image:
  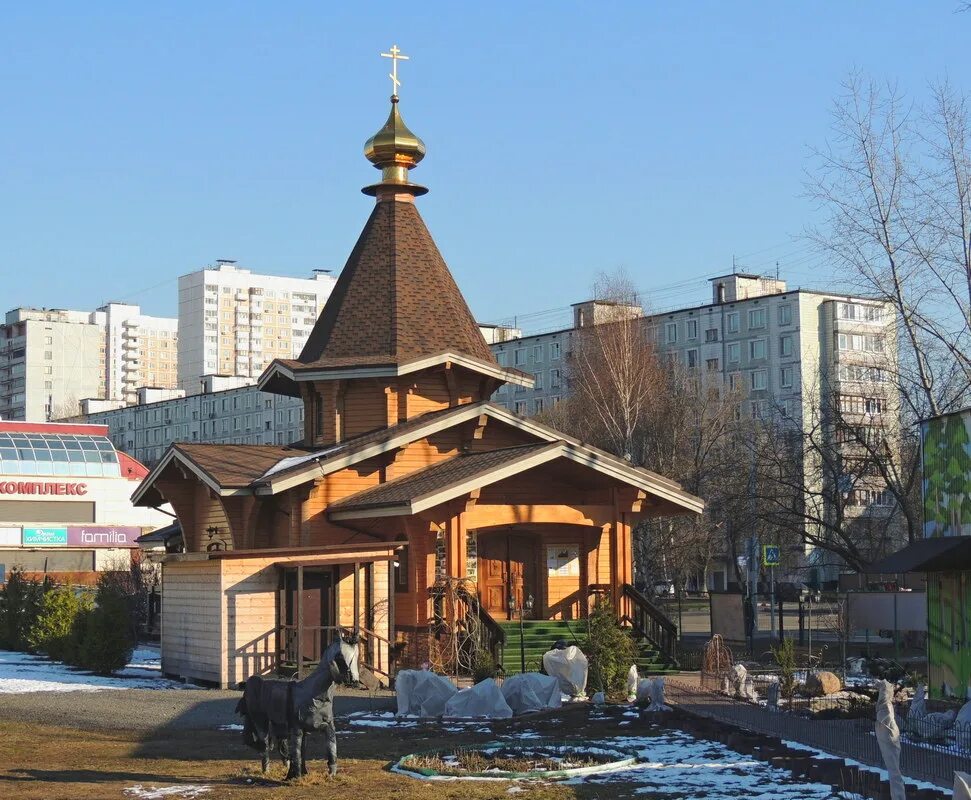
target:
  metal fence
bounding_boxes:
[666,679,965,789]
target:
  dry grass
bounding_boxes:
[0,714,624,800]
[401,746,611,776]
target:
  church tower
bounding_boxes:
[259,50,532,446]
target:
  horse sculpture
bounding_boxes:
[236,631,360,779]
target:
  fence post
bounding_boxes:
[778,597,784,637]
[798,601,805,646]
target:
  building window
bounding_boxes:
[514,348,526,366]
[532,345,544,362]
[705,328,718,343]
[665,322,678,344]
[550,395,561,406]
[534,398,544,413]
[748,308,767,329]
[838,302,884,322]
[686,319,698,340]
[780,335,793,357]
[394,537,409,592]
[687,349,699,368]
[44,351,52,360]
[727,342,740,363]
[750,369,767,391]
[838,333,884,353]
[496,351,507,367]
[550,341,561,360]
[729,372,741,391]
[550,368,561,388]
[44,366,52,375]
[706,358,719,372]
[533,371,544,390]
[751,400,768,419]
[514,401,528,415]
[749,338,767,360]
[780,366,793,388]
[778,304,792,326]
[44,336,52,345]
[727,312,740,333]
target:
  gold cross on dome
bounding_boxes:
[381,44,409,96]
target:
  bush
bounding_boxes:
[75,576,136,674]
[28,586,92,662]
[581,597,638,696]
[0,569,47,651]
[471,648,498,684]
[770,637,797,705]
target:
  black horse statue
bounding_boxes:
[236,631,360,779]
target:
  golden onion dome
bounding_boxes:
[362,96,427,197]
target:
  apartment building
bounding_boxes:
[490,273,899,584]
[101,303,179,404]
[0,309,106,422]
[177,261,337,393]
[83,375,304,468]
[0,304,178,422]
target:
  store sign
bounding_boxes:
[66,526,141,548]
[0,527,21,547]
[0,481,88,496]
[22,527,68,546]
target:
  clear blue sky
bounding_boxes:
[1,2,969,332]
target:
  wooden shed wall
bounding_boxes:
[160,560,223,685]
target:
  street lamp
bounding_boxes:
[509,592,535,673]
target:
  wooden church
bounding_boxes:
[133,65,703,688]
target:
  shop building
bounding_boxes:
[0,421,171,584]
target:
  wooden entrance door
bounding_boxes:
[284,569,335,663]
[478,534,537,620]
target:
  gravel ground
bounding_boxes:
[0,685,395,732]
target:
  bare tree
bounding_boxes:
[807,74,971,421]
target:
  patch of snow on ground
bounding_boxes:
[0,647,193,693]
[123,786,211,799]
[342,710,417,728]
[217,724,244,731]
[782,738,948,792]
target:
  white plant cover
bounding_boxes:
[732,664,748,696]
[846,657,866,675]
[765,679,780,710]
[542,646,588,697]
[742,676,759,703]
[955,771,971,800]
[721,675,732,696]
[956,700,971,727]
[875,680,906,800]
[636,678,654,705]
[647,677,671,712]
[444,677,513,719]
[908,684,927,721]
[395,669,457,718]
[592,691,606,705]
[500,672,562,715]
[626,664,639,702]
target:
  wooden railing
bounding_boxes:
[429,584,506,671]
[278,624,392,680]
[621,583,679,665]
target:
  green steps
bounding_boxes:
[495,619,679,677]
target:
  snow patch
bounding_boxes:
[123,786,211,799]
[0,649,192,693]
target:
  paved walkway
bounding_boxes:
[666,679,957,789]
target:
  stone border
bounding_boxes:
[393,742,639,781]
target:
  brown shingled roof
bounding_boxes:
[328,442,560,515]
[295,199,496,370]
[172,443,308,488]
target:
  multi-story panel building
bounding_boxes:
[177,261,337,393]
[101,302,179,405]
[0,308,106,422]
[490,273,899,584]
[83,376,304,468]
[0,304,179,422]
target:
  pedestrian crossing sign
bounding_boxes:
[762,545,780,567]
